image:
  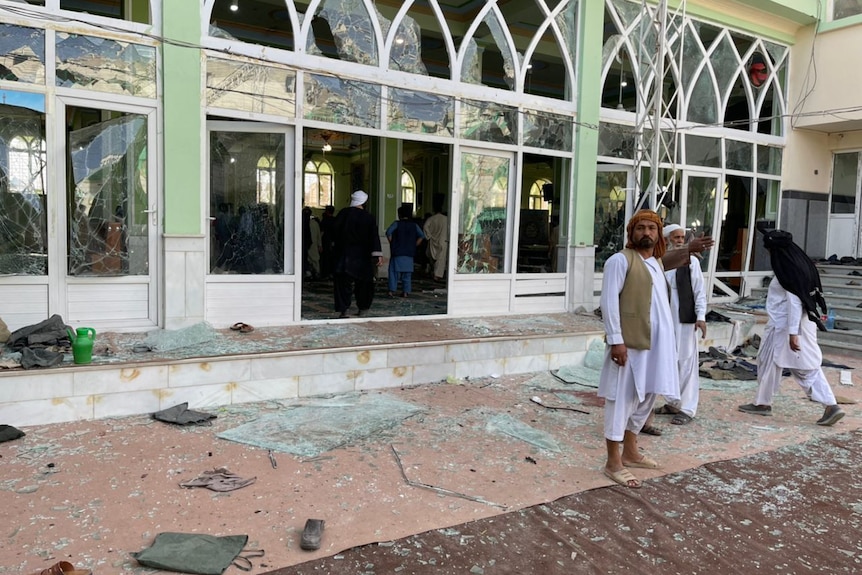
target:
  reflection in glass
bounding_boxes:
[598,122,634,159]
[309,0,378,65]
[685,134,721,167]
[716,176,751,273]
[388,11,426,74]
[594,170,628,272]
[757,144,782,175]
[388,88,453,136]
[56,33,156,98]
[461,99,516,145]
[458,153,509,274]
[210,131,285,275]
[830,152,859,215]
[685,176,718,271]
[523,110,572,151]
[0,97,47,275]
[304,74,380,128]
[206,58,296,117]
[0,23,45,84]
[726,140,752,171]
[749,179,775,271]
[68,110,148,276]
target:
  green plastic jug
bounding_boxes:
[67,327,96,364]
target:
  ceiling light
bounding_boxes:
[229,1,238,12]
[322,143,332,152]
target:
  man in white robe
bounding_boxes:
[739,230,844,425]
[652,224,707,425]
[599,210,713,488]
[423,210,448,281]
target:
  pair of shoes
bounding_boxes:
[738,403,772,416]
[816,405,845,426]
[230,322,254,333]
[671,413,693,425]
[603,468,641,489]
[300,518,325,550]
[640,424,662,436]
[32,562,91,575]
[654,404,680,415]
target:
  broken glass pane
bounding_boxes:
[68,110,148,276]
[388,88,453,137]
[310,0,379,66]
[757,145,782,175]
[0,23,45,84]
[597,122,635,159]
[685,134,721,168]
[209,0,294,50]
[304,73,380,128]
[709,32,739,103]
[555,0,578,63]
[686,70,717,125]
[56,33,156,98]
[522,110,572,151]
[725,140,752,171]
[210,131,286,275]
[461,99,516,145]
[206,57,296,118]
[612,0,643,32]
[394,0,449,79]
[594,169,628,273]
[388,11,426,74]
[458,152,509,274]
[0,95,47,276]
[461,11,516,90]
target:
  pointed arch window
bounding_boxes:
[529,178,551,210]
[304,159,334,208]
[257,155,276,204]
[401,169,416,206]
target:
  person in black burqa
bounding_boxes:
[331,191,384,318]
[738,229,845,426]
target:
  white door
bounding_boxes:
[57,97,159,330]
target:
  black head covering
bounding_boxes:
[763,230,828,331]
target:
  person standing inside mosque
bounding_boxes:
[331,191,383,318]
[386,205,425,298]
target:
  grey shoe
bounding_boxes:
[816,405,845,426]
[738,403,772,416]
[300,518,325,550]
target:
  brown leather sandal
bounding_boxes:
[33,561,92,575]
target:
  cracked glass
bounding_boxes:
[757,145,782,175]
[685,134,721,168]
[598,122,635,159]
[461,11,515,91]
[0,23,45,85]
[210,131,286,275]
[304,73,380,128]
[206,57,296,118]
[458,152,510,274]
[68,109,149,276]
[388,88,453,137]
[461,99,516,145]
[56,33,156,98]
[0,92,47,275]
[726,140,752,171]
[309,0,379,65]
[522,110,571,152]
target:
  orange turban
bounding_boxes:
[625,209,666,259]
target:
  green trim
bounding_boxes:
[162,3,202,235]
[571,0,603,246]
[818,14,862,33]
[130,0,150,24]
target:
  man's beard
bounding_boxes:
[636,236,655,249]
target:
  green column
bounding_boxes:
[162,2,202,234]
[571,0,603,246]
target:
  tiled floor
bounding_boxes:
[300,274,448,320]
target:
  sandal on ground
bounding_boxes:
[671,413,694,425]
[32,562,91,575]
[640,424,663,436]
[654,404,680,415]
[603,467,641,489]
[230,322,254,333]
[300,518,325,550]
[623,455,660,469]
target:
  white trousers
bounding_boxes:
[604,387,657,442]
[664,324,700,417]
[755,328,836,407]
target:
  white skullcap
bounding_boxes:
[349,190,368,207]
[663,223,686,238]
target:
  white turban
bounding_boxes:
[663,223,685,238]
[350,190,368,207]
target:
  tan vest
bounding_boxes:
[618,248,665,350]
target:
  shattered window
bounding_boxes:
[206,57,296,118]
[757,145,782,175]
[387,10,426,74]
[304,74,380,128]
[56,33,156,98]
[461,99,516,145]
[725,140,752,171]
[0,23,45,85]
[460,10,516,91]
[522,110,572,151]
[0,93,47,276]
[685,134,721,168]
[597,122,635,159]
[389,0,450,79]
[308,0,379,65]
[457,152,510,274]
[210,131,286,275]
[387,88,453,137]
[68,109,149,276]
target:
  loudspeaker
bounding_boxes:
[542,183,554,202]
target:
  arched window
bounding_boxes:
[9,135,46,194]
[303,159,333,208]
[257,155,276,204]
[401,169,416,206]
[529,178,551,210]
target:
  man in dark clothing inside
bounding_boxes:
[331,190,384,318]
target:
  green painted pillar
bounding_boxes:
[571,0,603,246]
[162,2,202,235]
